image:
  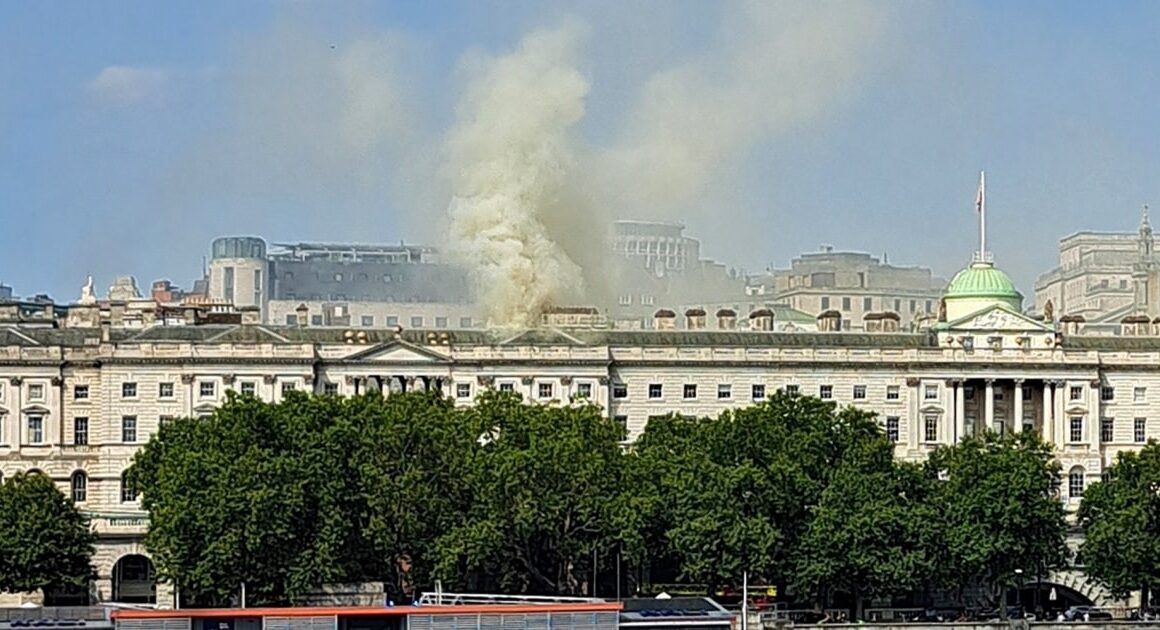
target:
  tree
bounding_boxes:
[1078,441,1160,607]
[0,472,95,595]
[928,432,1069,618]
[434,391,625,595]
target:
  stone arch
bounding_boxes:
[1068,465,1086,500]
[111,554,156,604]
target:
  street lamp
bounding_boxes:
[1014,569,1024,611]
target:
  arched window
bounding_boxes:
[1069,466,1085,499]
[71,471,87,503]
[120,471,137,503]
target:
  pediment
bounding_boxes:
[919,404,945,414]
[946,304,1052,333]
[343,340,451,364]
[193,403,219,414]
[1065,403,1089,416]
[20,404,50,414]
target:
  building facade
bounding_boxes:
[747,246,946,330]
[0,255,1152,608]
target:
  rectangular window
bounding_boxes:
[1135,417,1147,443]
[1070,417,1084,443]
[820,296,830,310]
[613,416,628,439]
[285,314,298,326]
[1069,473,1085,500]
[576,383,592,398]
[121,479,137,503]
[538,383,554,399]
[361,315,374,327]
[893,298,901,312]
[281,382,296,396]
[1070,386,1083,401]
[842,297,851,311]
[925,300,933,313]
[324,382,339,396]
[752,384,766,400]
[785,384,799,395]
[122,382,137,398]
[683,384,697,399]
[121,415,137,443]
[457,383,472,399]
[910,299,916,312]
[717,384,732,400]
[885,417,900,443]
[158,382,174,398]
[240,381,256,396]
[1100,417,1113,442]
[73,385,89,400]
[223,266,235,303]
[649,384,663,399]
[27,415,44,444]
[853,385,867,400]
[1135,387,1147,403]
[311,314,323,326]
[1022,385,1033,401]
[160,415,174,427]
[1101,386,1115,402]
[819,385,833,399]
[199,382,216,398]
[73,417,89,446]
[924,415,938,442]
[25,383,43,401]
[499,383,515,393]
[459,317,473,328]
[613,383,627,398]
[924,384,939,400]
[863,297,872,312]
[435,317,448,328]
[410,316,423,328]
[964,386,976,401]
[886,385,900,400]
[386,316,399,327]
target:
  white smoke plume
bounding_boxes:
[444,24,592,328]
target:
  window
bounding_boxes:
[842,297,851,311]
[459,317,473,328]
[649,384,663,399]
[223,266,235,302]
[199,381,216,398]
[1100,417,1113,442]
[457,383,472,399]
[1070,386,1083,401]
[1070,416,1084,443]
[964,386,976,401]
[122,382,137,398]
[361,315,375,327]
[311,314,323,326]
[909,299,916,312]
[121,472,137,503]
[499,382,515,393]
[1068,467,1085,499]
[853,385,867,400]
[324,382,339,396]
[1135,387,1147,403]
[885,417,900,442]
[160,415,175,427]
[618,294,632,306]
[1135,418,1147,443]
[613,383,627,398]
[886,385,900,400]
[73,417,89,446]
[281,382,296,396]
[717,384,732,400]
[73,385,89,400]
[924,384,939,400]
[159,382,174,398]
[1022,384,1033,401]
[820,296,830,310]
[577,383,592,398]
[286,314,298,326]
[240,381,256,396]
[613,416,628,439]
[435,317,448,328]
[819,385,833,399]
[28,383,44,401]
[122,416,138,443]
[925,300,933,313]
[1101,386,1115,402]
[924,415,938,442]
[893,298,901,312]
[863,297,872,312]
[752,384,766,400]
[785,384,799,395]
[27,415,44,444]
[71,472,87,503]
[334,273,343,282]
[683,384,698,399]
[538,383,554,399]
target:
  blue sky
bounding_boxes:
[2,1,1160,300]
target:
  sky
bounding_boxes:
[2,1,1160,302]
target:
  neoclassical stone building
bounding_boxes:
[1,253,1156,609]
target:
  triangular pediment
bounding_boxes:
[945,304,1052,333]
[343,340,451,364]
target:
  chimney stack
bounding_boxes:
[296,303,309,328]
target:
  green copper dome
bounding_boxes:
[945,262,1023,300]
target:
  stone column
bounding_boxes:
[1054,380,1067,445]
[906,377,921,449]
[9,377,22,450]
[985,379,996,434]
[181,375,195,417]
[955,380,966,443]
[1090,379,1102,451]
[1013,379,1024,434]
[943,379,955,444]
[1042,381,1054,446]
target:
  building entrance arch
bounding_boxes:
[112,554,156,604]
[1013,581,1095,616]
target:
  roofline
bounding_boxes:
[112,603,624,619]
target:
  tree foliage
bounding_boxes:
[1078,441,1160,602]
[0,472,95,594]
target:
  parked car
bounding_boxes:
[1060,606,1114,621]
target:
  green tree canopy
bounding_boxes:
[0,472,95,595]
[1078,441,1160,603]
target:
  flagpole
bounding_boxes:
[980,171,986,260]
